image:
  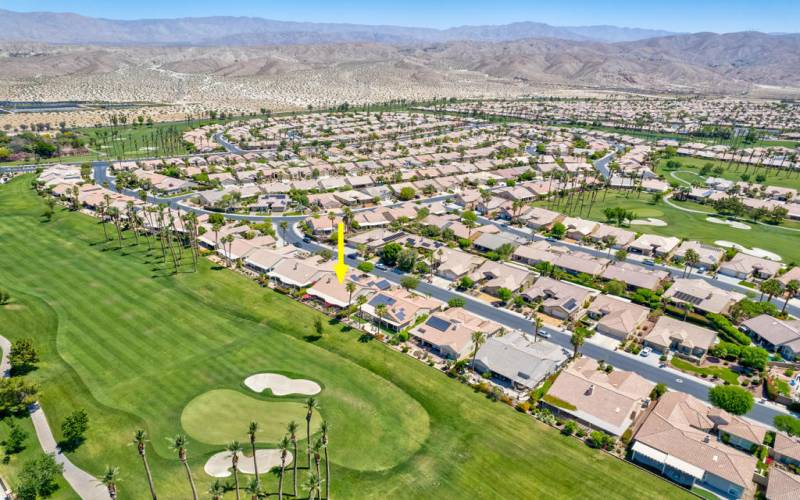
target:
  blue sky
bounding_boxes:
[2,0,798,33]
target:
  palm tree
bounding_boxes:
[245,478,263,500]
[783,280,800,314]
[305,398,319,468]
[100,466,120,499]
[374,303,388,332]
[226,441,243,500]
[170,435,198,500]
[287,421,299,496]
[533,315,544,341]
[312,439,323,492]
[683,303,694,321]
[345,282,356,306]
[570,331,584,359]
[321,421,331,500]
[355,295,368,319]
[760,278,783,304]
[305,473,320,500]
[683,249,700,277]
[470,331,486,369]
[278,436,290,500]
[247,422,260,484]
[279,221,289,242]
[208,479,226,500]
[132,430,157,499]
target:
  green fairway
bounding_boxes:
[535,191,800,263]
[0,176,691,499]
[181,390,323,446]
[657,156,800,191]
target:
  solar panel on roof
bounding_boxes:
[376,280,391,290]
[369,295,396,307]
[427,316,451,332]
[673,291,703,305]
[563,298,578,311]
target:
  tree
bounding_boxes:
[457,276,474,290]
[321,421,331,500]
[497,288,513,303]
[0,377,38,415]
[278,436,290,500]
[0,289,9,305]
[247,422,259,484]
[380,242,403,266]
[208,479,225,500]
[357,261,374,273]
[101,466,120,499]
[16,453,63,499]
[400,276,419,290]
[709,385,754,415]
[305,398,319,468]
[533,315,544,339]
[313,316,324,337]
[304,472,320,500]
[614,249,628,262]
[570,331,585,359]
[132,430,157,500]
[470,331,486,369]
[650,383,668,401]
[60,409,89,450]
[287,421,299,497]
[398,187,416,201]
[5,420,28,455]
[782,280,799,314]
[245,478,264,500]
[759,278,783,303]
[550,222,566,239]
[8,338,39,375]
[226,441,243,500]
[683,249,700,278]
[170,435,198,500]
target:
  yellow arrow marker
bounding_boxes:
[334,222,349,284]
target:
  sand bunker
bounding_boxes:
[714,241,782,261]
[631,218,668,227]
[706,217,751,230]
[244,373,321,396]
[204,449,292,478]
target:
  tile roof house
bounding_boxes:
[306,272,376,309]
[435,247,485,281]
[589,224,636,248]
[473,331,568,390]
[543,357,654,436]
[741,314,800,361]
[662,279,746,315]
[778,267,800,290]
[771,433,800,468]
[521,207,563,230]
[766,468,800,500]
[268,257,331,289]
[644,316,717,359]
[672,241,725,270]
[630,392,757,499]
[561,217,599,241]
[629,234,681,257]
[360,287,443,331]
[470,261,535,295]
[587,295,650,341]
[521,277,596,320]
[409,307,502,360]
[600,262,669,291]
[719,253,782,280]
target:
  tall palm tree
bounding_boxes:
[247,422,260,484]
[287,421,299,496]
[760,278,784,304]
[570,331,584,359]
[100,466,120,499]
[170,435,198,500]
[345,282,356,306]
[305,398,319,468]
[783,280,800,314]
[355,295,367,319]
[470,331,486,369]
[226,441,243,500]
[374,303,388,332]
[312,439,323,494]
[533,315,544,342]
[132,429,157,499]
[321,421,331,500]
[683,249,700,278]
[278,436,290,500]
[208,479,226,500]
[305,473,320,500]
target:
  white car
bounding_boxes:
[537,330,551,339]
[640,347,652,357]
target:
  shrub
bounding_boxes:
[448,297,466,308]
[650,383,668,400]
[707,313,751,345]
[709,385,754,415]
[0,289,9,305]
[621,428,633,445]
[562,420,578,436]
[775,415,800,437]
[588,431,615,450]
[515,402,531,413]
[357,261,374,273]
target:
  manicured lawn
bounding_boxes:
[657,156,800,192]
[670,358,740,386]
[534,191,800,263]
[180,389,323,446]
[0,176,691,499]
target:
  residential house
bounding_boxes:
[741,314,800,361]
[473,332,568,390]
[662,279,745,315]
[543,357,654,436]
[521,277,596,320]
[471,261,535,296]
[268,257,331,289]
[360,287,443,331]
[523,207,563,230]
[601,262,669,291]
[472,231,525,254]
[587,295,649,341]
[306,272,375,309]
[720,253,782,280]
[644,316,717,359]
[435,247,485,281]
[629,234,681,257]
[672,241,724,271]
[561,217,599,241]
[766,468,800,500]
[409,307,502,360]
[771,433,800,468]
[589,224,636,249]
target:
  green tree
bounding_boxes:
[400,276,419,290]
[278,435,290,500]
[287,421,299,496]
[305,398,319,468]
[247,422,260,484]
[570,331,585,359]
[226,440,243,500]
[171,435,198,499]
[759,278,783,303]
[470,331,486,369]
[398,187,416,201]
[313,316,324,336]
[650,383,668,401]
[0,377,38,415]
[101,466,120,499]
[448,297,466,308]
[682,249,700,277]
[550,222,566,239]
[458,276,475,290]
[357,261,374,273]
[132,430,157,500]
[8,338,39,375]
[709,385,754,415]
[782,280,799,314]
[16,453,63,499]
[60,409,89,450]
[497,288,513,303]
[4,420,28,455]
[380,242,403,266]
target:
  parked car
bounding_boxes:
[375,263,387,271]
[643,259,655,266]
[537,330,551,339]
[640,346,652,357]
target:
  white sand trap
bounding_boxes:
[631,218,668,227]
[244,373,321,396]
[204,449,292,478]
[714,241,782,261]
[706,217,751,230]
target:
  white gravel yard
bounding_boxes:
[204,449,292,477]
[244,373,321,396]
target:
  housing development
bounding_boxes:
[2,4,800,500]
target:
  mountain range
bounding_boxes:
[0,9,677,45]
